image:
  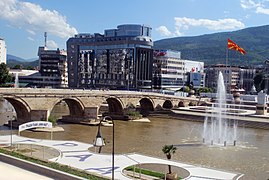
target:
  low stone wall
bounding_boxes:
[0,153,84,180]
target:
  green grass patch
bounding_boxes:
[0,147,108,180]
[124,166,181,179]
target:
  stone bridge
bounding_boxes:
[0,88,206,126]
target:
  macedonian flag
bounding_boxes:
[228,38,246,55]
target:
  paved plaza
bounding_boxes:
[0,161,53,180]
[0,135,243,180]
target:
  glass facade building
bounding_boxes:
[67,24,153,90]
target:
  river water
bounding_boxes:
[0,102,268,179]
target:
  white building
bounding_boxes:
[184,60,204,73]
[153,50,205,90]
[184,60,205,88]
[0,38,7,64]
[153,50,184,90]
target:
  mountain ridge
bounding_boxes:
[7,54,38,62]
[154,25,269,66]
[7,54,39,69]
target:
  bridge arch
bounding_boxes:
[4,97,31,124]
[139,97,154,116]
[106,97,124,115]
[50,98,85,117]
[178,101,186,107]
[163,100,173,109]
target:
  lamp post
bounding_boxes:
[93,118,105,153]
[93,116,115,180]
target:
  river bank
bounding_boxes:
[149,107,269,130]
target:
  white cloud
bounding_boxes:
[240,0,260,9]
[156,26,172,36]
[174,29,184,36]
[156,17,245,38]
[47,40,58,49]
[26,29,36,35]
[240,0,269,15]
[27,36,34,41]
[174,17,245,35]
[256,6,269,14]
[0,0,77,38]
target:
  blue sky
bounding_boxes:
[1,0,269,59]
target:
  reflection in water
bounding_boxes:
[1,112,268,179]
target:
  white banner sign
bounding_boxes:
[19,121,52,132]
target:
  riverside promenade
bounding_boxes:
[0,135,243,180]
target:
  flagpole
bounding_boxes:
[226,46,228,67]
[226,44,229,93]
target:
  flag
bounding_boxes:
[228,38,246,55]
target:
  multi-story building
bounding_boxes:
[38,47,68,88]
[153,50,205,90]
[153,50,184,90]
[205,64,255,93]
[0,38,7,64]
[17,47,68,88]
[205,65,239,93]
[67,24,153,90]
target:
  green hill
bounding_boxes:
[154,25,269,66]
[7,59,39,69]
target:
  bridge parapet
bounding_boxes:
[0,88,207,126]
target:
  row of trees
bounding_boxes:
[12,64,35,70]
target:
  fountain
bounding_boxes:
[14,73,19,88]
[203,72,238,146]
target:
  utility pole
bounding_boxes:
[44,32,47,48]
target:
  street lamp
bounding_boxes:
[93,116,115,180]
[93,119,105,153]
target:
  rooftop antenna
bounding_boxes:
[44,32,47,48]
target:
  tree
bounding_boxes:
[177,86,190,93]
[162,144,177,174]
[254,72,265,92]
[13,64,22,69]
[198,87,213,93]
[0,63,12,85]
[48,115,57,127]
[26,66,35,70]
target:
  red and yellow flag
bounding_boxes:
[228,38,246,55]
